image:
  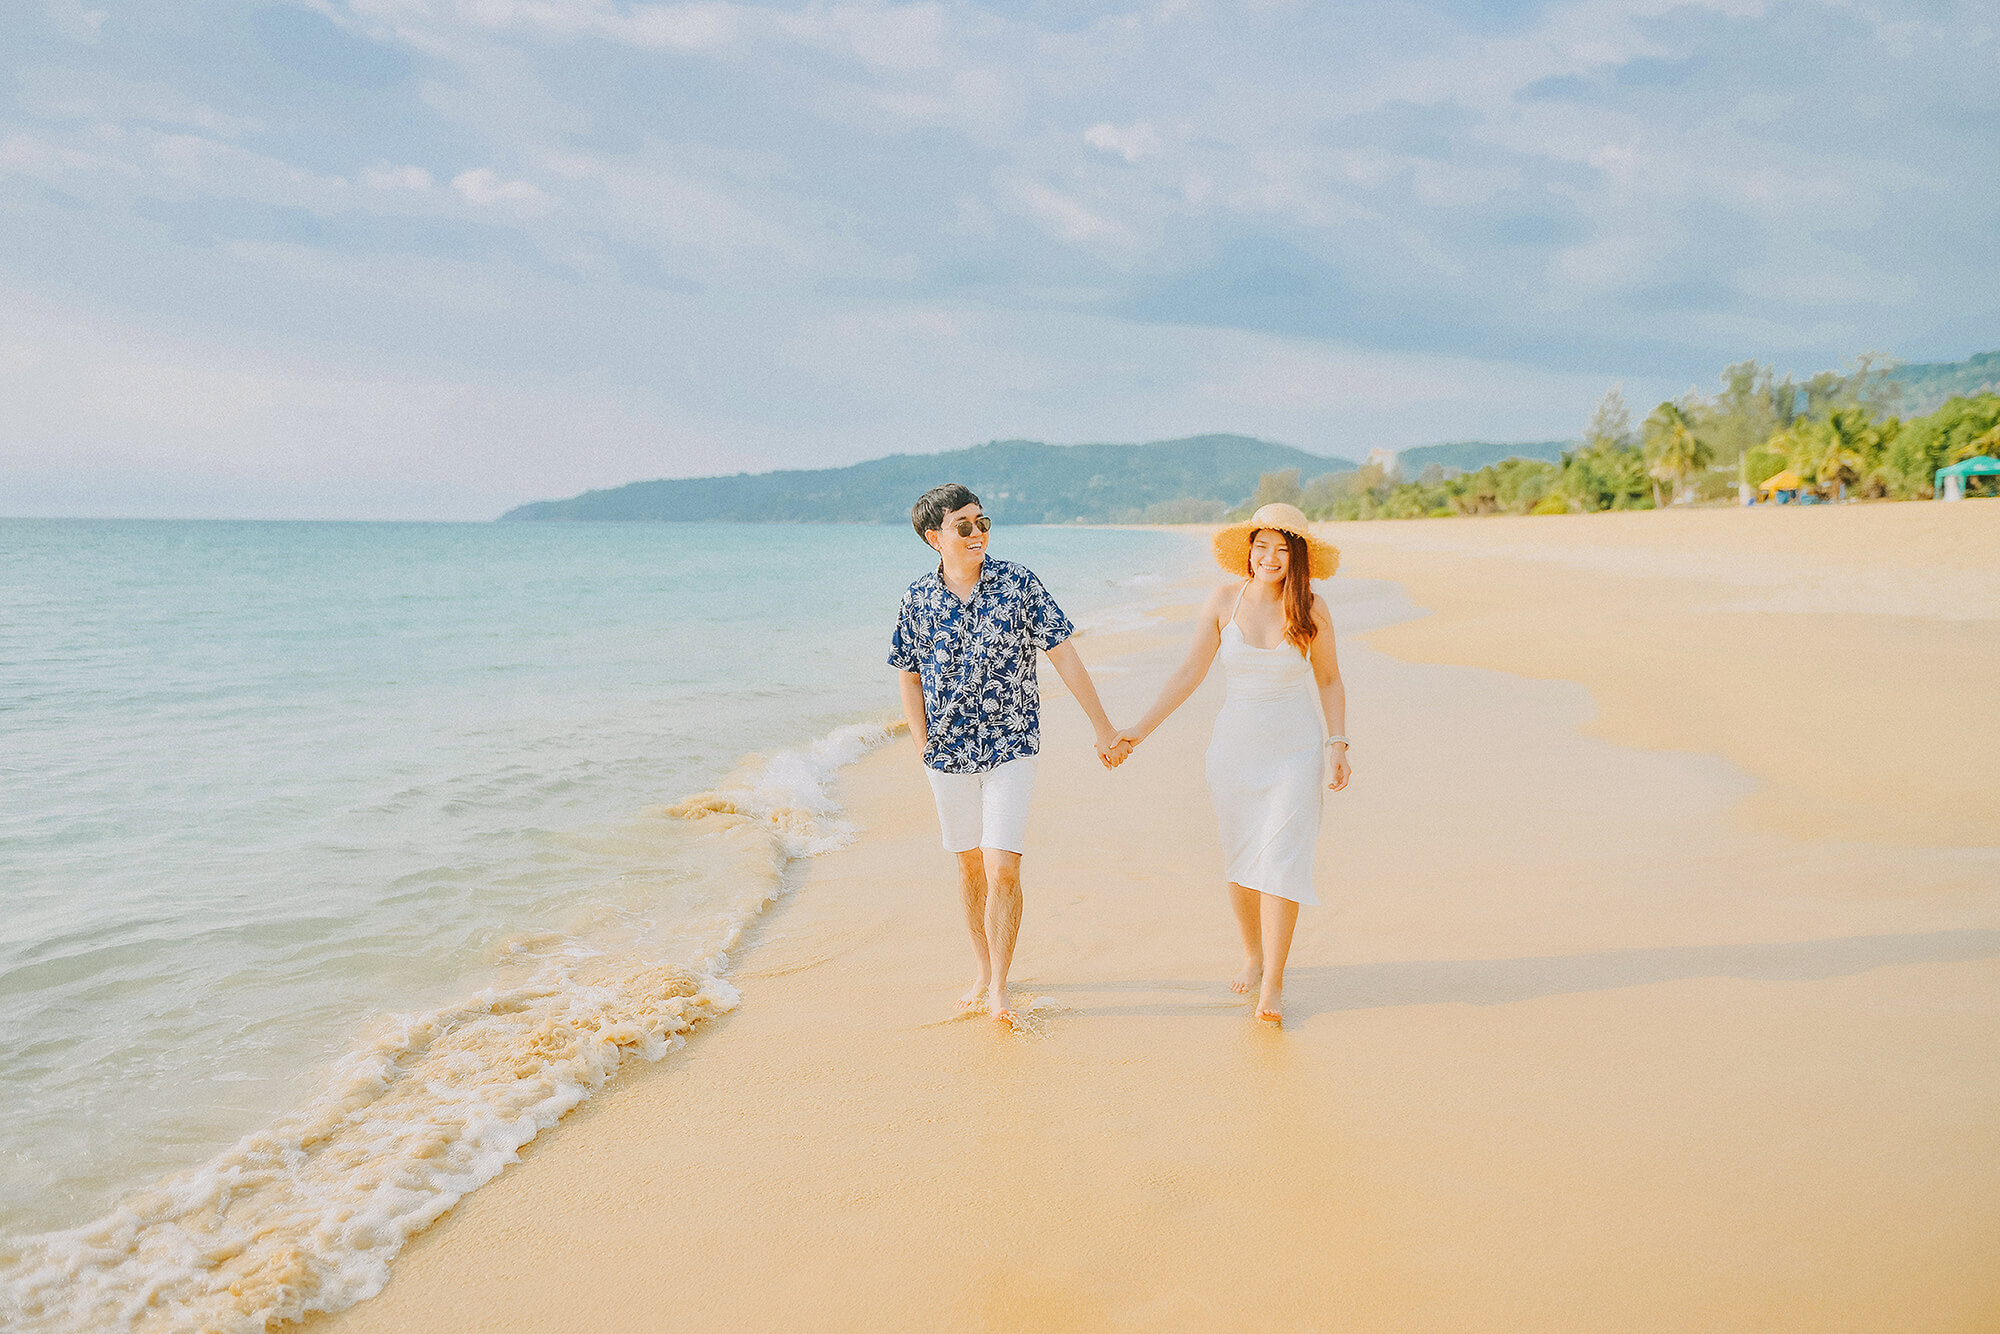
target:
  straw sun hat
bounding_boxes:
[1211,502,1341,580]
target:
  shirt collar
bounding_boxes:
[933,557,994,592]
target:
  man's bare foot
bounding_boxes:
[1230,959,1263,995]
[957,981,990,1013]
[988,985,1018,1029]
[1255,982,1283,1026]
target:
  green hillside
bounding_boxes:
[1886,351,2000,416]
[1394,440,1572,473]
[501,434,1355,525]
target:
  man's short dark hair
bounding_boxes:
[911,483,981,540]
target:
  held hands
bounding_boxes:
[1096,725,1145,769]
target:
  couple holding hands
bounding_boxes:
[889,484,1351,1029]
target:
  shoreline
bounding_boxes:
[0,528,1200,1334]
[316,503,1998,1332]
[3,721,905,1334]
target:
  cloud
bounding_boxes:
[0,129,123,181]
[450,166,555,213]
[351,0,950,67]
[615,3,742,51]
[13,67,263,137]
[995,171,1139,250]
[3,0,1996,516]
[361,162,434,191]
[1084,121,1161,163]
[45,0,106,43]
[383,0,745,53]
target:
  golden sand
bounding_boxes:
[315,501,2000,1333]
[1329,502,2000,847]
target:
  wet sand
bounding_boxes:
[317,501,2000,1333]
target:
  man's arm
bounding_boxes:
[1042,639,1118,753]
[897,669,928,755]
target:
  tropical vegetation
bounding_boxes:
[1260,353,2000,522]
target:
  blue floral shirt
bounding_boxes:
[888,557,1075,774]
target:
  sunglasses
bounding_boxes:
[949,516,992,537]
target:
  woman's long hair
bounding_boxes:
[1248,529,1317,653]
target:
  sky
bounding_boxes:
[2,0,1995,519]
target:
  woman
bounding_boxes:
[1114,503,1350,1026]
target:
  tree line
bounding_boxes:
[1183,357,2000,523]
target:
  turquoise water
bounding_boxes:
[0,518,1198,1331]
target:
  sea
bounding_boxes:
[0,517,1201,1332]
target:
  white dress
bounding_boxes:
[1204,587,1325,905]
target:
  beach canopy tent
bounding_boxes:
[1935,455,2000,500]
[1757,469,1805,499]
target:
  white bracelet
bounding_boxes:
[1325,735,1350,748]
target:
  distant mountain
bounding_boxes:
[1393,440,1572,474]
[1887,350,2000,416]
[501,434,1355,525]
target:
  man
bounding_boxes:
[889,483,1123,1029]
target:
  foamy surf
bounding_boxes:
[0,720,896,1334]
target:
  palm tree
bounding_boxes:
[1642,400,1714,506]
[1951,424,2000,465]
[1794,408,1879,500]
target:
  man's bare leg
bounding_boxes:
[1227,881,1262,995]
[982,848,1024,1024]
[1256,892,1300,1025]
[955,849,991,1011]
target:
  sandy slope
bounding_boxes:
[315,502,1999,1333]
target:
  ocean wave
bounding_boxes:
[0,720,895,1334]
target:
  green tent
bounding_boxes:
[1935,455,2000,500]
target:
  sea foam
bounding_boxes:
[0,721,894,1334]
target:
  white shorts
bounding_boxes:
[924,755,1038,855]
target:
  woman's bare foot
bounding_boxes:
[957,980,990,1013]
[1255,981,1283,1026]
[1229,958,1263,996]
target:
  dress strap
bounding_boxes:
[1226,580,1250,629]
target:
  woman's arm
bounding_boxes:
[1306,596,1350,791]
[1121,585,1230,745]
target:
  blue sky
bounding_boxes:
[3,0,1995,518]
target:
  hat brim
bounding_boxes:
[1211,520,1341,580]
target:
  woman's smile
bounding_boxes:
[1249,532,1290,580]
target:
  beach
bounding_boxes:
[310,500,2000,1333]
[0,521,1194,1331]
